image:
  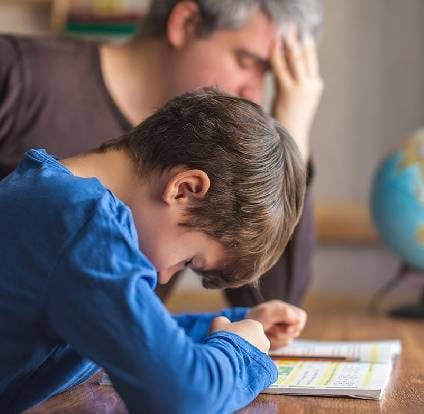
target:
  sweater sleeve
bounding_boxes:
[173,307,249,342]
[44,203,277,414]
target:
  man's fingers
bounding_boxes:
[271,36,292,87]
[303,33,319,76]
[271,36,285,72]
[285,25,306,81]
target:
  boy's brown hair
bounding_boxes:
[98,88,306,288]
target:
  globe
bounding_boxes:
[370,128,424,271]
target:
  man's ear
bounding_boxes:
[163,169,210,205]
[166,1,201,49]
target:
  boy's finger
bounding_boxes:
[269,332,293,349]
[271,321,299,336]
[275,304,301,325]
[210,316,231,332]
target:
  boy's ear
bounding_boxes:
[166,1,201,49]
[163,169,210,205]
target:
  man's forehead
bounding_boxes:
[214,9,279,58]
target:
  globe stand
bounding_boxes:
[368,262,424,318]
[389,289,424,319]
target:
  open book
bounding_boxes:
[263,340,401,400]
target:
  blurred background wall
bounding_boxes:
[311,0,424,308]
[1,0,423,310]
[0,1,51,34]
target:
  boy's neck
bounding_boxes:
[61,150,140,206]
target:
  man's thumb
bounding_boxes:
[210,316,231,333]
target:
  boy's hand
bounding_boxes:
[210,316,271,353]
[245,300,307,350]
[271,25,324,163]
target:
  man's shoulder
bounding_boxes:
[0,35,22,80]
[0,34,100,108]
[0,34,97,69]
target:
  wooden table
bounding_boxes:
[24,311,424,414]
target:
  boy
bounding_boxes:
[0,89,306,413]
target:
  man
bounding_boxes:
[0,0,323,306]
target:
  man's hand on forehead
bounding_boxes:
[271,24,323,163]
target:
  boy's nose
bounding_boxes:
[158,262,185,284]
[158,268,174,284]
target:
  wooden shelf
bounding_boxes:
[3,0,73,31]
[315,201,379,243]
[50,0,73,31]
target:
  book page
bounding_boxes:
[265,360,392,398]
[270,340,401,363]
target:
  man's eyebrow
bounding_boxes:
[237,49,271,69]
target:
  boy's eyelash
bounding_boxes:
[185,259,205,273]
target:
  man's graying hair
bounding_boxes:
[141,0,322,38]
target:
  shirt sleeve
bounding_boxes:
[0,36,23,145]
[44,200,277,414]
[173,307,249,342]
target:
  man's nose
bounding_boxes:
[239,81,263,104]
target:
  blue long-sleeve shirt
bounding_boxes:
[0,150,277,414]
